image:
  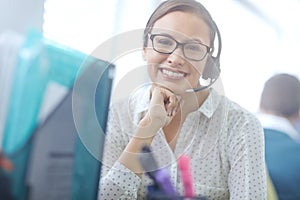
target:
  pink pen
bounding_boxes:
[178,155,195,198]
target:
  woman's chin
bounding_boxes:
[167,86,187,95]
[151,81,193,95]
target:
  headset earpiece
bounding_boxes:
[202,55,220,80]
[201,20,221,82]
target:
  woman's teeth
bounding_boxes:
[162,69,185,78]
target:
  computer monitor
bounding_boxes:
[25,58,115,200]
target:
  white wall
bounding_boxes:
[0,0,45,35]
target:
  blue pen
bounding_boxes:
[139,145,178,197]
[138,145,159,180]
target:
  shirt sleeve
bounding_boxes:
[98,104,142,200]
[227,112,267,200]
[98,162,141,200]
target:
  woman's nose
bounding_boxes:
[167,47,185,66]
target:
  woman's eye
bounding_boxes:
[186,44,201,51]
[158,39,173,46]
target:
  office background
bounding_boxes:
[1,0,300,113]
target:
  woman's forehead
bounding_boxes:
[152,11,211,44]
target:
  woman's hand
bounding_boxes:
[119,85,181,176]
[140,85,181,130]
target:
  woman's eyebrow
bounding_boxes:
[151,32,173,37]
[185,37,206,44]
[151,32,207,44]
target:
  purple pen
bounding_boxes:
[139,145,178,197]
[154,168,178,196]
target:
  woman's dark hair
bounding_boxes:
[260,73,300,117]
[143,0,217,48]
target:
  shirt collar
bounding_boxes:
[197,88,222,118]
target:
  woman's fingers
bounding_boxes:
[149,85,181,123]
[165,92,180,117]
[148,87,167,125]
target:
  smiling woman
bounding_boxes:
[98,0,266,199]
[2,0,300,199]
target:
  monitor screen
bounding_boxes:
[25,58,115,200]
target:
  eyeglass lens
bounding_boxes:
[151,34,209,61]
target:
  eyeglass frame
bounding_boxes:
[148,33,213,61]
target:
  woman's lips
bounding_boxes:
[160,68,187,79]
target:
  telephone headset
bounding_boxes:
[185,18,222,93]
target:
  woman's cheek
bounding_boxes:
[147,52,168,64]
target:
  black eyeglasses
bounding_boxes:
[149,34,212,61]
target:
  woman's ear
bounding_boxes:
[142,47,147,61]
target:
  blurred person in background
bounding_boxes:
[257,73,300,200]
